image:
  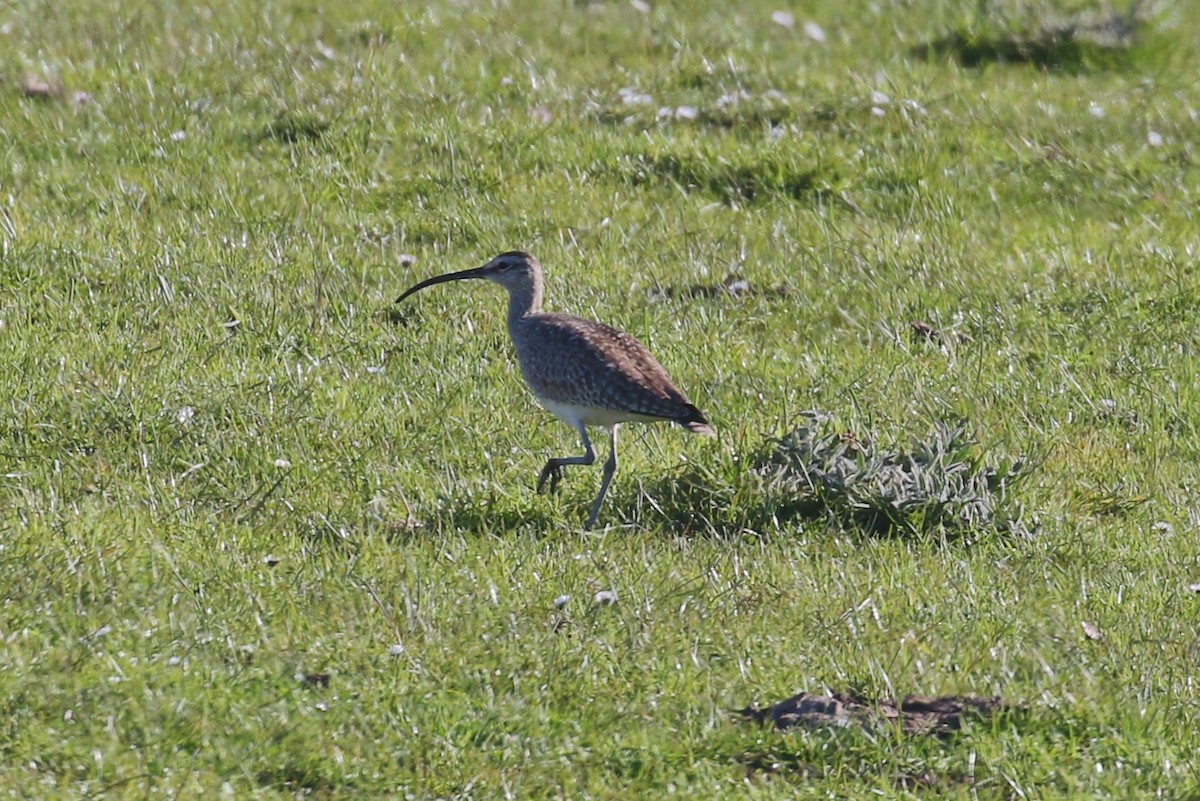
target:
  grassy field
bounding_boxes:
[2,0,1200,797]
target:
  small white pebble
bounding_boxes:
[674,105,698,120]
[717,90,750,108]
[592,590,618,606]
[771,10,795,28]
[871,90,890,106]
[1147,130,1163,147]
[619,87,653,106]
[366,365,384,374]
[630,0,650,12]
[274,458,291,469]
[1089,102,1105,118]
[389,643,405,657]
[176,406,195,424]
[870,106,886,117]
[500,75,513,86]
[902,98,927,114]
[554,594,570,609]
[170,130,187,142]
[803,21,827,42]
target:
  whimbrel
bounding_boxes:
[396,251,714,529]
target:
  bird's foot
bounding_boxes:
[536,463,564,495]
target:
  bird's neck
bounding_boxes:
[506,282,544,332]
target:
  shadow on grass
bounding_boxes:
[614,460,781,537]
[382,490,567,541]
[629,151,839,205]
[605,143,848,207]
[911,6,1146,71]
[912,30,1128,70]
[255,760,342,796]
[613,465,911,538]
[253,113,330,144]
[734,737,981,790]
[737,750,973,790]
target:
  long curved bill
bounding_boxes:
[395,266,489,304]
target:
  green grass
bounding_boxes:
[2,0,1200,797]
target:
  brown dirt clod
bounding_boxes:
[739,691,1007,736]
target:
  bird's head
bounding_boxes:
[395,251,541,304]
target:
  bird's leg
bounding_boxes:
[537,423,594,495]
[584,426,619,530]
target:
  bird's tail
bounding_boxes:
[680,405,716,437]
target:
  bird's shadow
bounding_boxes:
[445,496,564,536]
[382,485,587,541]
[607,465,770,538]
[382,472,752,540]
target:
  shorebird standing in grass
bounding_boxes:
[396,251,714,529]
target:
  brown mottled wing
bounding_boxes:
[515,313,708,426]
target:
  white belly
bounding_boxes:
[540,398,661,428]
